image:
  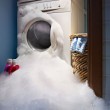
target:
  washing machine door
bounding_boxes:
[26,20,51,50]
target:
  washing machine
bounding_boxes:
[17,0,85,64]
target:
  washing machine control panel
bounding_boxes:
[18,0,70,12]
[37,0,68,11]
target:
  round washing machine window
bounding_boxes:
[27,21,51,50]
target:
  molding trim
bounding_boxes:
[88,0,103,97]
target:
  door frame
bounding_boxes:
[88,0,103,97]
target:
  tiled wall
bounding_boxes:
[103,0,110,104]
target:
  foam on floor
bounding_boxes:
[0,51,108,110]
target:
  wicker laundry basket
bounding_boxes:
[70,33,88,82]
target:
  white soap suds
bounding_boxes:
[0,51,108,110]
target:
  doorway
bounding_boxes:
[70,0,103,97]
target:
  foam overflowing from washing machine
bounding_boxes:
[0,51,108,110]
[17,4,70,64]
[0,3,109,110]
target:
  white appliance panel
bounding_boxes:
[49,12,71,64]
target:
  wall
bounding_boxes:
[0,0,17,73]
[71,0,86,33]
[103,0,110,105]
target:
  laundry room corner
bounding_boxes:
[0,0,110,110]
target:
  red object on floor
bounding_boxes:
[4,64,12,72]
[4,59,13,72]
[8,65,20,75]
